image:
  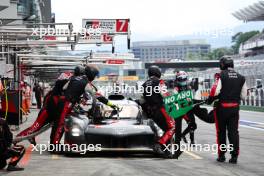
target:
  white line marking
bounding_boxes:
[184,150,203,160]
[240,110,264,115]
[240,119,264,125]
[240,125,264,131]
[51,154,60,160]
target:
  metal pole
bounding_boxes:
[18,54,21,125]
[14,53,17,89]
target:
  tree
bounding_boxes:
[232,31,260,54]
[186,47,234,60]
[186,52,206,60]
[207,47,234,60]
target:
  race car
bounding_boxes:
[64,94,156,153]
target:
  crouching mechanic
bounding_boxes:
[209,57,247,164]
[137,65,176,158]
[51,65,119,145]
[0,118,25,171]
[16,66,85,145]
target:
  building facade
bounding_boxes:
[0,0,52,78]
[0,0,51,25]
[132,40,211,62]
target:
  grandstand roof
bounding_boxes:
[233,1,264,22]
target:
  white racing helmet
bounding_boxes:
[176,71,188,86]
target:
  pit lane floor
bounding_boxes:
[1,108,263,176]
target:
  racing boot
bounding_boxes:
[0,160,7,169]
[216,155,226,162]
[190,131,195,145]
[229,155,238,164]
[153,143,169,158]
[7,165,24,171]
[28,137,37,146]
[182,136,188,143]
[173,150,183,159]
[164,150,174,159]
[153,143,164,155]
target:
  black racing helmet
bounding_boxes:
[85,65,99,81]
[219,56,234,70]
[74,65,85,76]
[148,65,161,78]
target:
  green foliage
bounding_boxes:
[186,31,261,60]
[186,47,234,60]
[232,31,260,54]
[207,47,234,60]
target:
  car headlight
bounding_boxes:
[71,126,82,137]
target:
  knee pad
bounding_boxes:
[0,159,7,169]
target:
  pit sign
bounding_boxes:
[164,90,193,119]
[79,33,113,44]
[82,19,129,33]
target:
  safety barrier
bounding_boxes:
[242,89,264,107]
[199,89,264,107]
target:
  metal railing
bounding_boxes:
[199,89,264,107]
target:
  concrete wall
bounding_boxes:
[0,0,10,11]
[0,2,20,21]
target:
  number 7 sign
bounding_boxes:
[116,19,129,33]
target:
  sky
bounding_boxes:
[51,0,264,49]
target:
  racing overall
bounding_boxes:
[174,86,197,144]
[50,75,88,144]
[0,118,25,169]
[16,91,52,139]
[211,69,247,158]
[142,76,175,146]
[16,72,72,141]
[85,82,116,113]
[51,75,115,144]
[193,105,215,124]
[192,74,222,124]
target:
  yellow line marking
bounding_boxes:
[21,145,33,166]
[51,154,60,160]
[184,150,203,160]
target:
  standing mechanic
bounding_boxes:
[51,65,119,145]
[173,71,197,145]
[209,56,247,164]
[0,118,25,171]
[33,82,43,109]
[138,65,176,158]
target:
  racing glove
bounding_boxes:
[107,101,120,110]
